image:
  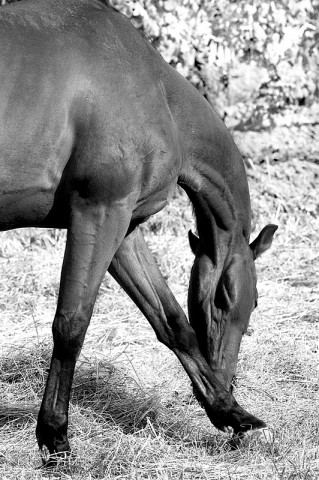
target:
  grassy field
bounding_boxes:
[0,127,318,479]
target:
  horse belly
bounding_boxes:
[0,121,74,231]
[0,187,56,231]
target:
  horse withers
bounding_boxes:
[0,0,277,458]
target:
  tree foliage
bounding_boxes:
[110,0,319,129]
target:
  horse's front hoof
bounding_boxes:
[36,410,70,460]
[207,396,267,434]
[243,426,274,444]
[228,427,275,450]
[39,444,72,468]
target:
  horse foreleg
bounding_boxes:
[109,228,266,434]
[36,200,131,457]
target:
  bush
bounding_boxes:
[2,0,319,129]
[110,0,319,128]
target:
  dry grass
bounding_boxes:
[0,133,318,479]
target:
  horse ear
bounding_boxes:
[188,230,200,254]
[250,224,278,260]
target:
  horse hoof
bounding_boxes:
[40,445,71,468]
[228,427,275,449]
[245,427,275,444]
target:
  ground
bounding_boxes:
[0,122,318,479]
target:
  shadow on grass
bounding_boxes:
[0,343,50,427]
[0,342,216,447]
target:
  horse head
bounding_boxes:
[188,224,278,392]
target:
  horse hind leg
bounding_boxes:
[36,197,132,459]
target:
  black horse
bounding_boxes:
[0,0,277,456]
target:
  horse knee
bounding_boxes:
[52,306,92,359]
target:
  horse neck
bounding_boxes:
[179,156,250,265]
[167,77,252,249]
